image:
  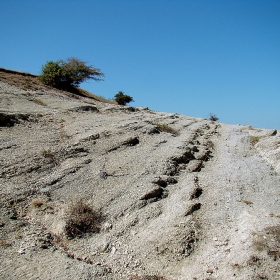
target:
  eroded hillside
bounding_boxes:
[0,71,279,280]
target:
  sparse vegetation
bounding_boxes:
[0,240,10,248]
[252,226,280,260]
[114,91,134,105]
[209,113,219,121]
[154,123,180,136]
[41,149,58,164]
[77,88,116,104]
[247,255,261,266]
[251,136,260,146]
[238,199,253,205]
[1,66,280,279]
[266,225,280,243]
[30,198,44,209]
[0,67,116,103]
[127,106,136,112]
[65,200,102,238]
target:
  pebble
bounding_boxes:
[111,246,116,254]
[17,248,25,254]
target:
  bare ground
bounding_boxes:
[0,71,279,280]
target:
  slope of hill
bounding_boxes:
[0,70,279,280]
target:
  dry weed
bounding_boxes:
[64,200,102,238]
[251,136,260,146]
[154,123,180,136]
[30,198,44,209]
[0,240,11,247]
[41,149,58,165]
[237,199,253,205]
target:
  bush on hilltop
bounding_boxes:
[39,57,104,89]
[114,91,134,105]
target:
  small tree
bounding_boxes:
[39,57,104,89]
[114,91,134,105]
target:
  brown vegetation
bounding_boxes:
[64,200,102,238]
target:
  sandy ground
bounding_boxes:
[0,79,279,280]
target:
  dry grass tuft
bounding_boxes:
[154,123,180,136]
[30,198,44,209]
[76,88,117,104]
[0,239,11,247]
[64,200,102,238]
[242,200,253,205]
[251,136,260,146]
[252,225,280,261]
[237,199,253,205]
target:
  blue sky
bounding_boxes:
[1,0,280,129]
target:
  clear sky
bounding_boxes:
[1,0,280,129]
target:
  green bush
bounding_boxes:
[38,61,65,87]
[209,113,219,121]
[114,91,134,105]
[39,57,104,89]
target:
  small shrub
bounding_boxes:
[65,200,102,238]
[251,136,260,146]
[209,113,219,121]
[154,123,179,136]
[127,106,136,112]
[114,91,134,105]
